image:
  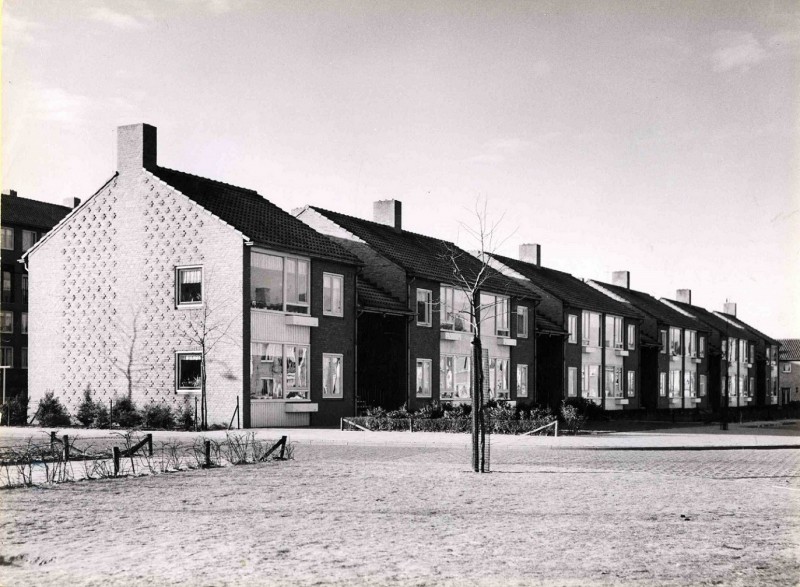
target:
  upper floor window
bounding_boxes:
[176,266,203,307]
[21,230,37,251]
[581,311,601,347]
[323,273,344,317]
[749,344,755,364]
[669,327,682,356]
[605,315,623,349]
[0,347,12,367]
[480,293,509,337]
[729,338,738,362]
[685,330,697,358]
[21,312,27,334]
[1,228,13,250]
[440,286,471,332]
[699,336,706,358]
[1,270,11,304]
[251,252,309,314]
[21,275,28,303]
[627,324,636,350]
[660,330,667,354]
[721,338,728,360]
[416,289,432,326]
[517,306,529,338]
[739,339,747,364]
[568,314,578,344]
[0,311,12,333]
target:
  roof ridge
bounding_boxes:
[1,195,72,211]
[156,165,260,196]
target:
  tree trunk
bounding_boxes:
[471,335,486,472]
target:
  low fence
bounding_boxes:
[0,431,291,489]
[341,416,559,435]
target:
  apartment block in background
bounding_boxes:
[777,339,799,404]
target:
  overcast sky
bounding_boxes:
[3,0,798,337]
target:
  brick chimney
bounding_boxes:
[117,123,157,173]
[723,300,737,317]
[63,197,81,208]
[519,243,541,266]
[676,289,692,304]
[2,190,17,198]
[612,271,630,289]
[373,200,402,230]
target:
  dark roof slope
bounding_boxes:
[778,339,800,361]
[1,194,71,231]
[535,313,565,335]
[357,277,410,314]
[153,167,360,266]
[310,206,537,300]
[593,281,706,331]
[715,313,778,345]
[489,253,641,320]
[665,299,757,342]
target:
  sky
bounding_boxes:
[2,0,798,337]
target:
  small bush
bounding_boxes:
[93,404,111,429]
[76,388,100,427]
[563,396,604,420]
[36,391,72,427]
[417,401,445,420]
[1,393,29,426]
[386,403,412,419]
[560,401,587,434]
[112,396,142,428]
[142,404,175,430]
[175,403,195,430]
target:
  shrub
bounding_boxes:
[560,400,587,434]
[386,403,412,419]
[36,391,72,427]
[175,403,195,430]
[563,396,604,420]
[112,396,142,428]
[417,401,445,420]
[76,388,100,427]
[141,404,175,430]
[444,403,471,419]
[93,404,111,429]
[1,393,29,426]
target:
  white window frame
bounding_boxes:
[516,364,528,398]
[605,366,623,398]
[583,364,600,399]
[440,354,471,401]
[627,324,635,350]
[659,372,667,397]
[748,376,755,398]
[1,227,13,250]
[21,230,37,251]
[0,310,12,334]
[481,294,510,337]
[322,353,344,398]
[250,251,311,315]
[568,367,577,397]
[699,374,707,397]
[605,316,624,349]
[660,330,668,354]
[175,265,203,308]
[175,351,202,393]
[416,358,432,397]
[627,370,635,397]
[669,327,682,356]
[582,311,601,347]
[568,314,578,344]
[685,330,696,358]
[782,363,792,374]
[0,347,12,368]
[699,336,706,359]
[21,274,28,302]
[254,343,310,400]
[440,286,472,333]
[322,273,344,317]
[517,306,529,339]
[669,370,681,398]
[416,289,432,327]
[489,357,510,400]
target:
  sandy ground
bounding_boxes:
[0,432,799,586]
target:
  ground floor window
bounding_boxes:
[669,370,681,398]
[250,343,309,400]
[21,348,27,369]
[176,352,202,392]
[582,364,600,399]
[699,374,707,397]
[440,354,471,400]
[488,358,509,400]
[659,372,666,397]
[516,364,528,398]
[627,370,635,397]
[749,377,754,399]
[738,375,746,398]
[416,359,432,397]
[322,354,343,398]
[568,367,577,397]
[606,366,623,398]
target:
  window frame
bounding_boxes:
[21,312,27,335]
[605,315,624,349]
[660,330,668,354]
[581,311,601,347]
[322,353,344,399]
[488,357,510,400]
[440,353,471,401]
[21,274,28,303]
[21,230,37,252]
[669,327,682,356]
[0,310,12,334]
[516,306,529,339]
[250,251,311,315]
[416,358,432,398]
[252,343,311,400]
[699,336,706,359]
[175,265,204,308]
[480,293,510,337]
[516,364,528,398]
[322,273,344,317]
[699,374,707,397]
[440,286,472,333]
[1,270,12,304]
[1,228,13,250]
[568,367,577,397]
[627,370,635,398]
[782,363,792,374]
[416,289,432,327]
[567,314,578,344]
[175,351,203,393]
[627,324,636,350]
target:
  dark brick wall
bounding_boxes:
[563,305,583,400]
[511,298,535,403]
[408,278,439,410]
[622,317,641,410]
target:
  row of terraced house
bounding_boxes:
[1,124,787,427]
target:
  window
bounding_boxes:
[480,294,510,337]
[175,352,202,392]
[685,371,696,398]
[581,311,601,347]
[440,286,471,332]
[0,347,12,367]
[488,358,509,399]
[1,270,11,303]
[605,316,623,349]
[21,312,27,334]
[21,348,27,369]
[739,340,747,364]
[669,328,682,356]
[1,228,13,250]
[782,363,792,373]
[659,372,667,397]
[699,336,706,359]
[660,330,667,354]
[516,364,528,397]
[748,377,754,398]
[250,252,309,314]
[749,344,755,365]
[729,338,738,363]
[568,367,577,397]
[323,273,344,317]
[322,354,343,398]
[699,374,707,397]
[251,343,310,400]
[21,230,37,251]
[416,359,432,397]
[739,375,746,397]
[440,354,471,400]
[0,311,12,333]
[568,315,578,344]
[721,338,728,360]
[669,370,681,398]
[627,324,636,350]
[176,266,203,307]
[582,364,600,398]
[517,307,529,338]
[627,370,635,397]
[605,366,623,398]
[416,289,432,326]
[685,330,696,357]
[21,275,28,303]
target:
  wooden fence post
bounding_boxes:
[204,440,211,468]
[279,436,287,460]
[50,431,56,453]
[113,447,121,476]
[194,397,198,431]
[110,399,113,427]
[237,396,240,429]
[62,435,70,461]
[146,433,153,456]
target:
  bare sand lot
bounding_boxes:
[1,434,799,586]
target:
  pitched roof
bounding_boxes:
[1,194,71,231]
[592,281,707,332]
[152,167,360,266]
[310,206,537,300]
[665,299,758,342]
[535,313,565,335]
[778,339,800,361]
[357,277,411,315]
[715,313,778,345]
[488,253,641,320]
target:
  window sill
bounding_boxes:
[284,402,318,413]
[614,349,629,357]
[176,302,204,310]
[581,345,596,354]
[441,331,468,341]
[322,312,344,319]
[691,357,702,363]
[613,398,629,405]
[498,338,517,347]
[285,315,319,327]
[176,389,201,395]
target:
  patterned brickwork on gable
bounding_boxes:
[29,170,244,426]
